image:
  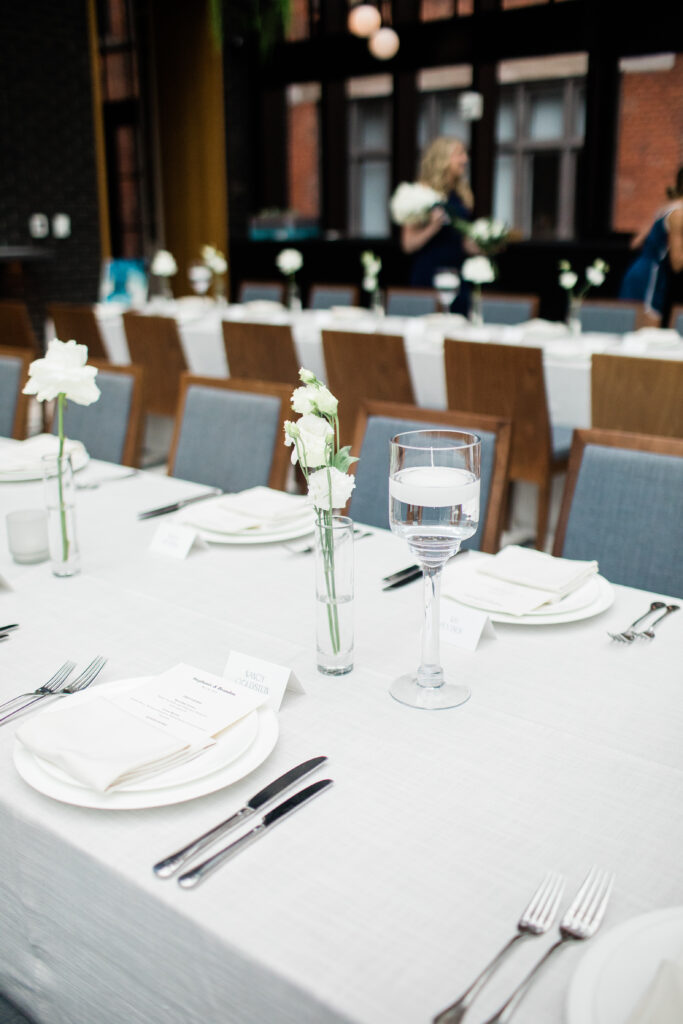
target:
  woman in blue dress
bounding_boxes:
[400,137,474,314]
[619,169,683,323]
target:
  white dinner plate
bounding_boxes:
[447,573,614,625]
[14,704,279,810]
[191,518,315,546]
[0,440,89,482]
[566,907,683,1024]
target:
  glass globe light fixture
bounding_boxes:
[368,26,400,60]
[348,3,381,37]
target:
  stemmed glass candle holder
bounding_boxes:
[389,430,480,709]
[433,269,460,314]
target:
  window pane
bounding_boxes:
[438,99,468,143]
[573,83,586,138]
[528,90,563,140]
[359,160,390,236]
[359,101,390,149]
[529,151,559,237]
[496,94,516,143]
[493,154,515,227]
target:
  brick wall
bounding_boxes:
[288,100,320,218]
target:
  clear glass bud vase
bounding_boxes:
[287,277,302,311]
[41,453,80,577]
[314,514,354,675]
[469,286,483,326]
[567,294,582,335]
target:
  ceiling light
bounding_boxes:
[368,26,400,60]
[348,4,381,38]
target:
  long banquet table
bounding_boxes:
[1,459,682,1024]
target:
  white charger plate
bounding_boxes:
[189,517,315,546]
[566,907,683,1024]
[14,694,278,810]
[0,440,89,483]
[447,574,614,625]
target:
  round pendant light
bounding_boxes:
[348,4,382,38]
[368,26,400,60]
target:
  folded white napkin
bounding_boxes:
[627,957,683,1024]
[329,306,368,318]
[443,546,598,616]
[181,486,312,535]
[16,664,266,792]
[0,435,87,476]
[519,318,571,338]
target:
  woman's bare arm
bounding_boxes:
[401,207,448,254]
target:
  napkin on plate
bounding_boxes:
[180,486,312,536]
[444,546,598,616]
[519,318,571,338]
[15,664,266,792]
[0,435,87,477]
[626,956,683,1024]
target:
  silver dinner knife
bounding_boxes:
[137,488,222,520]
[177,778,333,889]
[153,755,328,878]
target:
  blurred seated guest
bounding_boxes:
[619,167,683,324]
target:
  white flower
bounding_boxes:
[291,386,316,415]
[276,248,303,276]
[23,338,100,405]
[150,249,177,276]
[470,218,491,241]
[299,367,317,385]
[292,382,338,417]
[559,270,578,290]
[586,264,606,287]
[201,245,228,275]
[389,182,443,225]
[361,251,382,276]
[313,386,338,416]
[461,256,495,285]
[292,414,333,468]
[308,466,355,511]
[593,258,609,273]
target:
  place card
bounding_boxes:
[224,650,305,713]
[440,602,496,652]
[149,521,203,559]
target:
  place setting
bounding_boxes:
[0,434,89,483]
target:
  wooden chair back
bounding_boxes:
[592,354,683,438]
[0,300,40,354]
[168,374,292,491]
[221,321,299,388]
[237,281,286,304]
[322,329,415,439]
[350,399,512,552]
[122,312,188,416]
[0,345,32,439]
[47,302,108,360]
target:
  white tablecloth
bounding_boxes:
[1,460,682,1024]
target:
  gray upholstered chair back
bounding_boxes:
[0,354,24,437]
[671,308,683,336]
[481,297,535,325]
[349,414,496,551]
[579,305,637,334]
[52,371,134,464]
[171,385,281,491]
[239,282,285,304]
[386,291,438,317]
[559,444,683,596]
[309,286,358,310]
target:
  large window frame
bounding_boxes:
[347,77,393,238]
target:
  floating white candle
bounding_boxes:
[389,466,479,508]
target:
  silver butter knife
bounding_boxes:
[177,778,333,888]
[137,488,222,520]
[153,755,328,878]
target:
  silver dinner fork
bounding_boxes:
[481,867,615,1024]
[632,603,679,640]
[432,872,565,1024]
[0,660,76,714]
[607,601,665,642]
[0,656,107,725]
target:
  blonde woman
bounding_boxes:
[401,136,474,313]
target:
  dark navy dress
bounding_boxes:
[619,207,679,316]
[409,191,472,314]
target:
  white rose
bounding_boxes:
[389,182,443,225]
[471,218,491,241]
[151,249,177,276]
[276,248,303,275]
[585,266,605,287]
[312,386,338,416]
[23,338,100,405]
[291,385,316,415]
[308,466,355,511]
[208,253,227,274]
[559,270,578,290]
[461,256,495,285]
[295,414,333,468]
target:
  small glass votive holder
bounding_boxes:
[6,509,50,564]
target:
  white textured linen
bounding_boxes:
[1,462,682,1024]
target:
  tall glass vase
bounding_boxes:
[287,277,302,311]
[314,514,354,676]
[567,294,582,335]
[42,453,80,577]
[469,286,483,326]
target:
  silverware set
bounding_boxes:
[608,601,679,642]
[0,623,19,642]
[0,655,107,725]
[153,756,332,888]
[433,867,614,1024]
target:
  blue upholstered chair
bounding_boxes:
[237,281,286,304]
[481,293,539,325]
[0,347,31,439]
[168,375,292,492]
[385,288,439,317]
[308,284,360,310]
[553,429,683,597]
[349,400,512,553]
[578,300,643,334]
[51,362,144,466]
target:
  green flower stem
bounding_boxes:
[317,508,341,655]
[56,393,69,563]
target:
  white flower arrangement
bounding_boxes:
[23,339,100,563]
[462,217,510,255]
[361,250,382,293]
[276,248,303,277]
[558,258,609,298]
[150,249,178,277]
[461,256,496,285]
[201,244,228,276]
[389,182,443,226]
